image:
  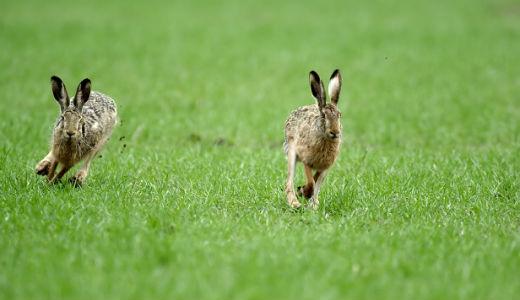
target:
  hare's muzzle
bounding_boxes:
[328,131,340,139]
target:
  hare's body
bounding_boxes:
[36,77,117,186]
[284,70,343,209]
[52,92,117,165]
[284,104,341,171]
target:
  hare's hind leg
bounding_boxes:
[297,164,314,199]
[35,151,54,176]
[285,146,301,208]
[309,170,328,210]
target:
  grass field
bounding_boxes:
[1,0,519,299]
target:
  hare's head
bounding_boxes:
[50,76,91,141]
[309,69,342,140]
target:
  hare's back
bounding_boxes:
[284,104,321,154]
[285,104,320,134]
[82,91,117,130]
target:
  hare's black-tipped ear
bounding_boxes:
[73,78,91,111]
[309,70,326,109]
[51,76,69,111]
[328,69,342,105]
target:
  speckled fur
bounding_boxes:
[52,91,117,165]
[284,69,343,209]
[36,77,117,185]
[284,104,341,170]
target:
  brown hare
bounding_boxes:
[35,76,117,186]
[284,69,342,209]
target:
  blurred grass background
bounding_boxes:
[0,0,519,299]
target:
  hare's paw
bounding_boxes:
[287,193,302,209]
[308,198,320,210]
[35,160,52,176]
[297,184,314,199]
[69,170,87,187]
[69,177,83,187]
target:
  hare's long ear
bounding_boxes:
[309,71,326,109]
[328,69,342,105]
[51,76,69,112]
[73,78,91,111]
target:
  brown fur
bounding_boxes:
[35,76,117,186]
[284,69,343,209]
[285,104,341,170]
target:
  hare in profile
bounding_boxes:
[284,69,342,209]
[35,76,118,186]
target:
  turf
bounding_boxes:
[0,0,519,299]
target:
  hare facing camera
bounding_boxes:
[35,76,117,186]
[284,69,343,209]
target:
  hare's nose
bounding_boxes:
[66,130,75,137]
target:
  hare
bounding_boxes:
[284,69,342,209]
[35,76,118,186]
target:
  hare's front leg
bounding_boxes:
[46,160,59,182]
[49,164,72,184]
[297,164,315,199]
[285,146,301,208]
[309,170,328,210]
[35,151,54,175]
[70,152,96,187]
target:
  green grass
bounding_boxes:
[1,0,519,299]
